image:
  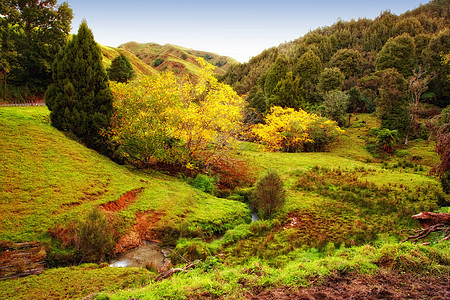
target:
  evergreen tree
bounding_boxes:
[374,68,409,136]
[329,49,363,78]
[45,21,114,150]
[263,56,288,99]
[294,50,322,82]
[375,33,417,78]
[107,53,134,83]
[269,72,303,110]
[317,67,345,94]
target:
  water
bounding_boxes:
[110,241,171,270]
[249,205,259,222]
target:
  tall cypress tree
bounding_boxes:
[45,21,113,150]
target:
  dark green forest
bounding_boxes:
[219,0,449,123]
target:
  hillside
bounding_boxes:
[1,107,448,299]
[98,44,159,77]
[119,41,239,77]
[220,0,449,107]
[0,106,249,246]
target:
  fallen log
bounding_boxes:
[412,212,450,228]
[402,212,450,244]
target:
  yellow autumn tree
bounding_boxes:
[108,59,244,169]
[252,106,344,152]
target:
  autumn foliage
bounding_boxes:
[252,106,344,152]
[108,59,245,170]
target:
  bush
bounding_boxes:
[153,58,164,67]
[252,170,286,219]
[252,106,344,152]
[322,90,349,127]
[76,208,114,263]
[188,174,217,194]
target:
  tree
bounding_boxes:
[252,170,286,219]
[329,49,363,78]
[294,50,322,83]
[317,67,345,94]
[393,17,424,37]
[375,33,417,78]
[263,56,288,99]
[45,21,114,150]
[108,59,244,170]
[405,66,435,144]
[269,72,303,110]
[374,69,409,136]
[107,53,134,83]
[322,90,349,126]
[0,0,73,92]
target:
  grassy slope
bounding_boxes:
[0,107,249,243]
[119,41,238,77]
[99,44,159,77]
[0,109,448,299]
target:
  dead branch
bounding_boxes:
[155,261,198,282]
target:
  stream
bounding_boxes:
[111,207,258,269]
[110,241,171,270]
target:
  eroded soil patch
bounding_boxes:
[246,270,449,299]
[114,210,164,254]
[101,187,144,212]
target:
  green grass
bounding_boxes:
[0,263,152,300]
[0,107,249,242]
[1,107,448,298]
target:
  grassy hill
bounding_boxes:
[99,44,159,77]
[0,107,249,244]
[119,41,239,77]
[0,107,448,299]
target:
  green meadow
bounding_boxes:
[0,107,448,299]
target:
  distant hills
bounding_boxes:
[98,42,239,79]
[118,42,238,76]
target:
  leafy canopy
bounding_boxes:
[109,58,245,169]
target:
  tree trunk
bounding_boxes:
[412,212,450,228]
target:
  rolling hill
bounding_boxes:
[119,41,239,77]
[98,44,159,77]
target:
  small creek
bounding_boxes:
[110,241,171,270]
[111,207,258,269]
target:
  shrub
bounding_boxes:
[188,174,217,194]
[252,170,286,219]
[153,58,164,67]
[252,106,344,152]
[76,208,114,263]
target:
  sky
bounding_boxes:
[67,0,427,63]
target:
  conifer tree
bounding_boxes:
[107,53,134,83]
[45,21,113,150]
[264,56,288,99]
